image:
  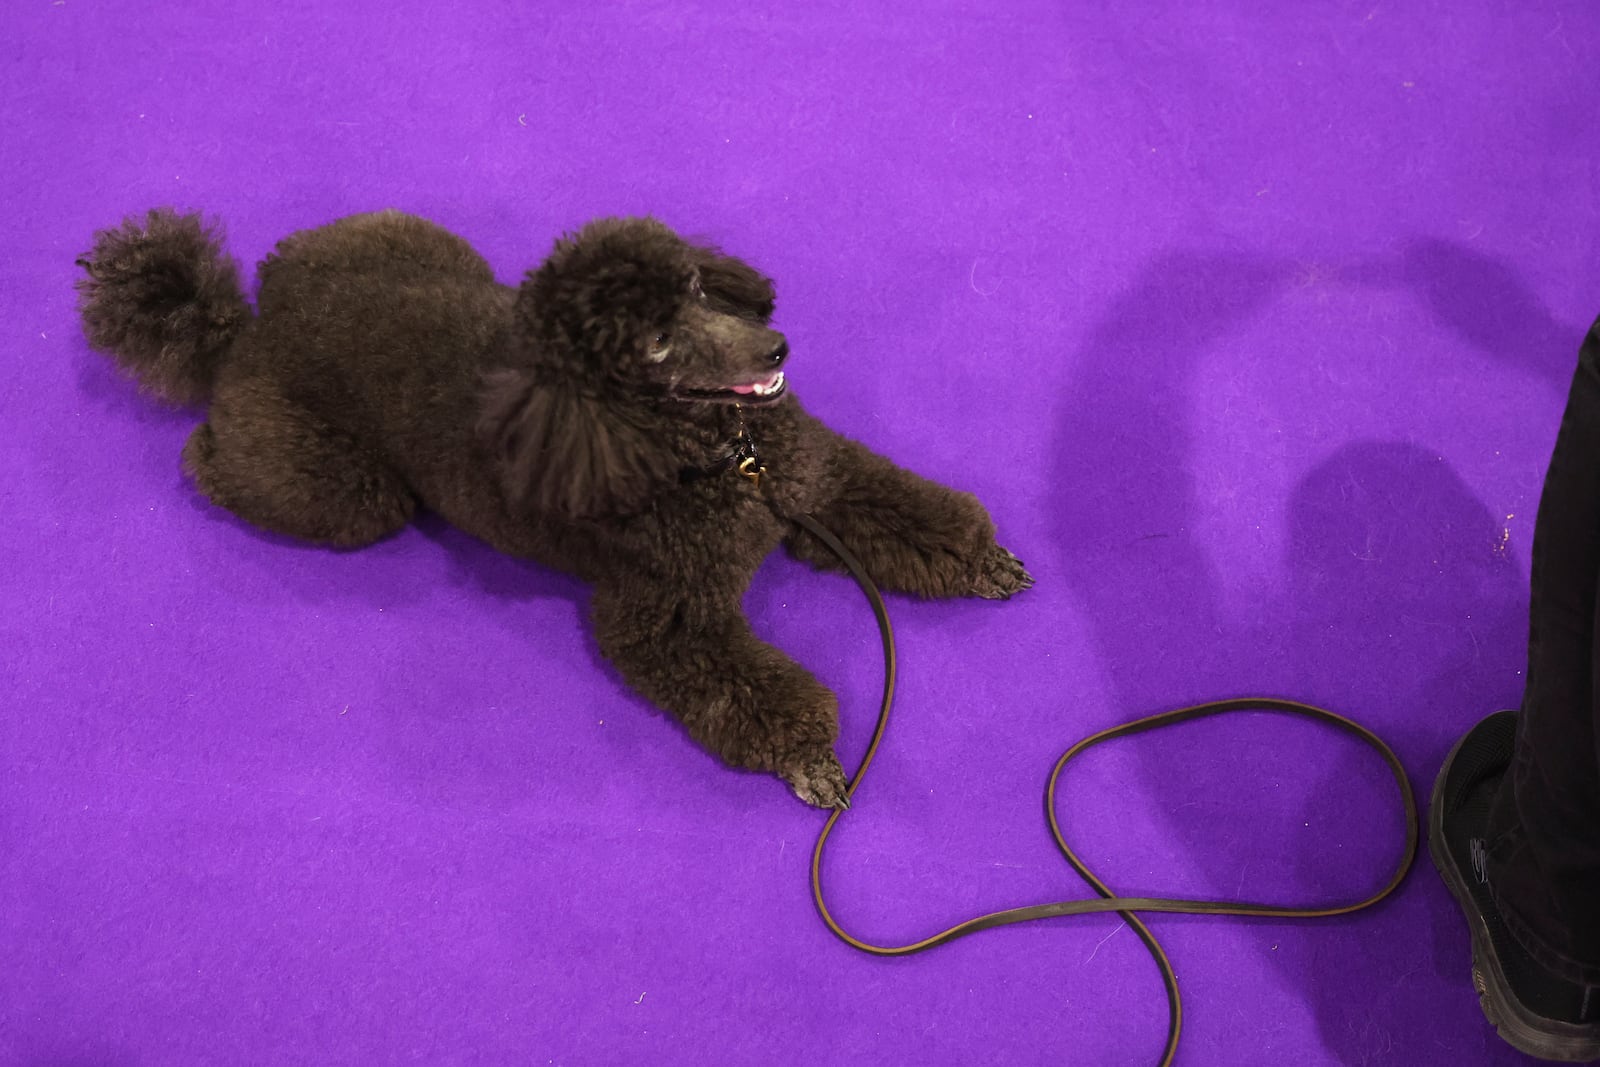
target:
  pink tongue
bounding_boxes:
[731,384,757,394]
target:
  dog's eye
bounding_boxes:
[646,332,672,363]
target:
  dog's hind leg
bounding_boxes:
[182,381,414,548]
[591,581,849,808]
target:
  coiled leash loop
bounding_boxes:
[795,513,1420,1067]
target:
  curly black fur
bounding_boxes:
[76,207,1032,807]
[76,209,251,406]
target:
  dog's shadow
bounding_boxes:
[170,450,802,813]
[412,511,589,608]
[410,510,618,675]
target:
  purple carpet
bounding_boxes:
[5,2,1598,1064]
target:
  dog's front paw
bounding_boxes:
[781,749,851,810]
[972,543,1034,600]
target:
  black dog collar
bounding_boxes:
[679,410,766,489]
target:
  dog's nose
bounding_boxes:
[765,341,789,366]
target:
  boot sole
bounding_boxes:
[1429,728,1600,1062]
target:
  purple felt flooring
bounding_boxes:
[5,2,1599,1064]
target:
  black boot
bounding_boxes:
[1430,710,1600,1062]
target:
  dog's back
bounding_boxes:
[79,208,526,549]
[256,210,497,313]
[236,212,522,528]
[242,211,512,436]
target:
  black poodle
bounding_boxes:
[76,209,1032,806]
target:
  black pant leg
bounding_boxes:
[1486,314,1600,984]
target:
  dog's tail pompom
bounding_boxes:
[76,208,250,406]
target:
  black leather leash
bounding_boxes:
[792,512,1420,1067]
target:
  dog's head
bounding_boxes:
[483,217,787,519]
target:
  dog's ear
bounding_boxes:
[479,370,673,520]
[688,245,776,323]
